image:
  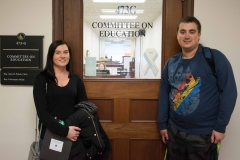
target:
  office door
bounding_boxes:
[52,0,193,159]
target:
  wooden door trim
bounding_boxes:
[52,0,64,41]
[161,0,182,69]
[161,0,194,69]
[63,0,84,76]
[183,0,194,17]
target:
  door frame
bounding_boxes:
[51,1,194,159]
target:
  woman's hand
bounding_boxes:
[67,126,81,141]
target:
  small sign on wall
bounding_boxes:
[0,33,44,85]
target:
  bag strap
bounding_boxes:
[202,46,217,78]
[35,115,42,142]
[34,82,47,142]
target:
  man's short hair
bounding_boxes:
[177,16,201,33]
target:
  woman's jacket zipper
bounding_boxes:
[80,108,103,149]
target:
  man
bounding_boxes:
[157,16,237,160]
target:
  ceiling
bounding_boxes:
[83,0,162,44]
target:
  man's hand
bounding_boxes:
[211,130,225,144]
[160,129,168,144]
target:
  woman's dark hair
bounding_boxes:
[177,16,201,34]
[42,40,73,83]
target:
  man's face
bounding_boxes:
[177,22,201,51]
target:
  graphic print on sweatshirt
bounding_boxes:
[169,65,201,116]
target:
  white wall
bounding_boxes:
[195,1,240,160]
[0,0,51,159]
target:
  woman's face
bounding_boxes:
[98,64,105,70]
[53,44,70,69]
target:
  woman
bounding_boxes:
[33,40,88,146]
[98,62,106,70]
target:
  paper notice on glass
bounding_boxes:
[49,138,64,152]
[85,57,96,76]
[123,56,132,72]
